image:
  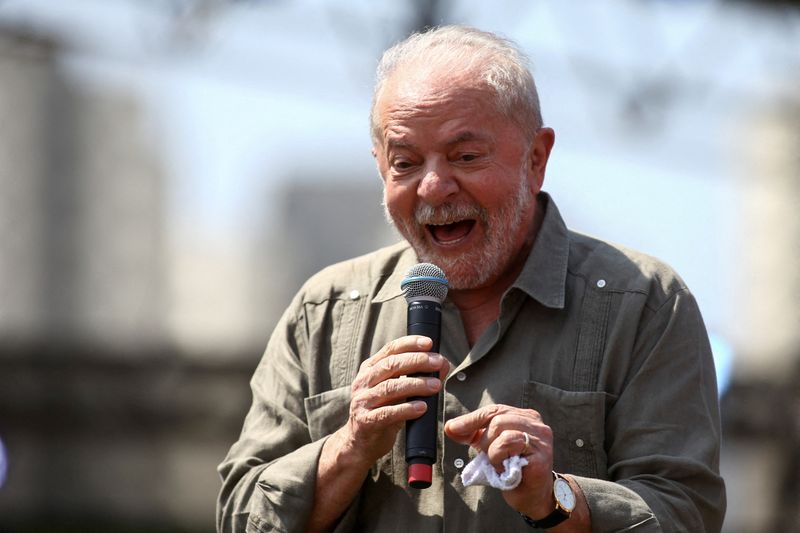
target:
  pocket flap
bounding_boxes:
[523,380,615,478]
[304,386,351,442]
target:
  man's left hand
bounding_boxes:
[444,404,558,520]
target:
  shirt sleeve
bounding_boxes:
[216,299,330,533]
[578,288,726,532]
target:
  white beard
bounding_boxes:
[384,173,533,290]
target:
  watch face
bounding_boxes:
[554,478,576,511]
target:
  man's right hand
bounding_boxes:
[336,335,449,469]
[308,335,448,532]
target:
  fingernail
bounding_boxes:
[428,354,441,365]
[417,337,430,348]
[426,378,440,390]
[413,401,427,412]
[446,420,464,433]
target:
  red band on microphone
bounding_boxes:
[408,463,432,488]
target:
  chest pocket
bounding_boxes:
[303,293,397,480]
[522,381,613,479]
[303,295,367,442]
[304,386,351,442]
[525,284,615,479]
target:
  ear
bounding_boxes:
[527,127,555,195]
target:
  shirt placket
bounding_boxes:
[440,291,527,531]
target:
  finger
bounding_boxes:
[486,430,548,466]
[361,375,442,408]
[357,400,429,429]
[357,336,437,388]
[364,336,433,369]
[444,404,508,444]
[482,430,526,472]
[487,429,540,462]
[445,406,545,448]
[345,400,428,460]
[366,352,447,388]
[437,357,451,382]
[475,411,542,451]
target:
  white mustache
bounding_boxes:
[415,202,487,225]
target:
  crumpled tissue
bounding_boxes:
[460,451,528,491]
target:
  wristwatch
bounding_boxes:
[520,472,576,529]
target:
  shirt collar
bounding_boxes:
[372,243,418,303]
[512,192,568,309]
[370,192,569,309]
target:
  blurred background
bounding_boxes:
[0,0,798,531]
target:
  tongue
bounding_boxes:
[429,220,474,243]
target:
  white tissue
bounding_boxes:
[460,452,528,491]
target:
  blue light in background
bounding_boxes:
[0,435,7,489]
[709,333,734,396]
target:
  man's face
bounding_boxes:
[373,69,549,290]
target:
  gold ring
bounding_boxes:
[522,432,531,455]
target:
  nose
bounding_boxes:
[417,159,458,206]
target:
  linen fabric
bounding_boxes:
[217,193,725,533]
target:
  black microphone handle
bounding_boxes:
[405,299,441,489]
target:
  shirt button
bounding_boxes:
[456,372,467,382]
[349,289,360,300]
[454,458,465,469]
[575,438,585,448]
[596,279,606,288]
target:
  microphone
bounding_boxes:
[401,262,449,489]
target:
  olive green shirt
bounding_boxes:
[217,194,725,532]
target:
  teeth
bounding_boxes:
[426,220,463,226]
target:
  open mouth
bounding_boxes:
[426,219,476,245]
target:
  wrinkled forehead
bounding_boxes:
[374,61,499,132]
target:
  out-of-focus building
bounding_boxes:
[0,30,55,345]
[0,16,393,530]
[0,26,236,530]
[733,96,800,380]
[721,91,800,532]
[0,29,168,350]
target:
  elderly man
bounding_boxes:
[217,26,726,532]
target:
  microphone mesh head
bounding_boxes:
[401,263,449,303]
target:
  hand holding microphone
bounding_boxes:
[401,263,449,489]
[336,263,448,485]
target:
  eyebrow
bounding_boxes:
[448,132,478,143]
[386,138,417,151]
[446,131,491,146]
[384,131,491,151]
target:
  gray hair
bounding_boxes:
[370,25,544,145]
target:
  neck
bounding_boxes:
[450,199,546,345]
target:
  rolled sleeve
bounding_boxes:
[573,476,661,531]
[217,299,321,533]
[245,438,327,533]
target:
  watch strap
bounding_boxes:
[519,508,570,529]
[519,472,573,529]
